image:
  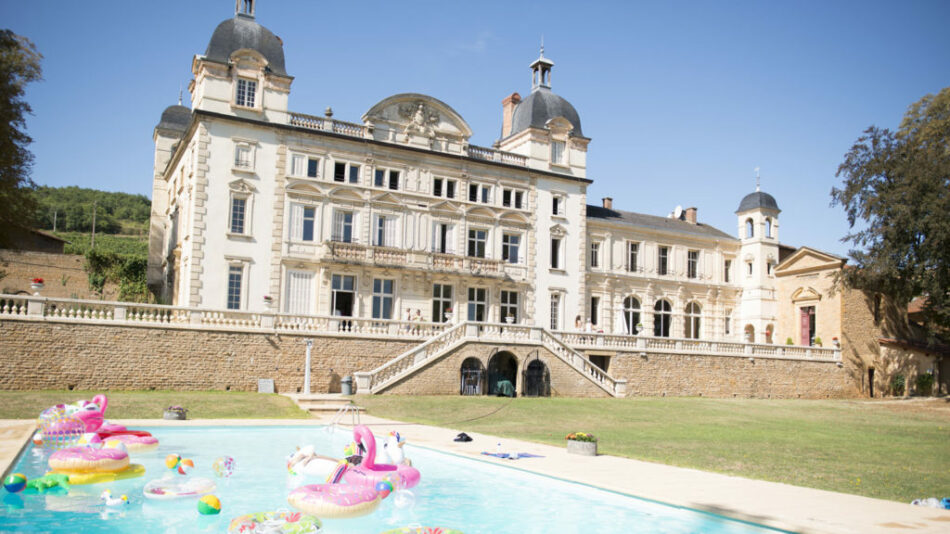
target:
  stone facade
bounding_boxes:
[0,320,414,393]
[0,251,119,301]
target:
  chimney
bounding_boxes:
[501,92,521,138]
[684,207,697,224]
[602,197,613,209]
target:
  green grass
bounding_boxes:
[0,390,310,420]
[55,232,148,257]
[355,395,950,502]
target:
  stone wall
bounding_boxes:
[0,250,119,300]
[607,350,851,398]
[0,320,415,393]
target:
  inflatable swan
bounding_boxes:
[286,445,342,479]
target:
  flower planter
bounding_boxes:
[163,410,187,420]
[566,440,597,456]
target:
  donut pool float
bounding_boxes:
[49,446,129,473]
[228,511,322,533]
[341,425,420,490]
[143,476,217,500]
[287,484,382,519]
[104,434,159,453]
[380,528,465,534]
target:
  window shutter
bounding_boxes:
[285,271,314,314]
[332,210,344,241]
[431,223,438,253]
[446,225,455,255]
[386,217,396,248]
[289,204,302,241]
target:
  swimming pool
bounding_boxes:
[2,426,787,533]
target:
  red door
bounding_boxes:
[800,308,811,345]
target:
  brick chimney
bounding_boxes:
[684,206,697,224]
[602,197,613,209]
[501,92,521,138]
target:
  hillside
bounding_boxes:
[32,185,151,235]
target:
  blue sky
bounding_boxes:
[4,0,949,255]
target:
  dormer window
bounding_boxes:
[551,140,565,164]
[235,78,257,108]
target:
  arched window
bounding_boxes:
[653,299,672,337]
[745,218,754,239]
[623,296,641,334]
[765,218,772,238]
[744,324,755,343]
[685,302,701,339]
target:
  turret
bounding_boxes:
[735,181,781,343]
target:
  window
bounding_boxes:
[502,188,525,209]
[658,246,669,276]
[445,179,456,199]
[626,242,639,272]
[687,250,699,279]
[765,218,773,238]
[331,274,355,317]
[334,162,360,183]
[289,204,316,242]
[432,284,453,323]
[235,78,256,108]
[654,300,672,337]
[467,287,487,322]
[501,291,519,323]
[373,215,397,248]
[623,296,641,334]
[226,265,243,310]
[590,296,600,326]
[747,261,753,276]
[552,196,563,216]
[234,145,252,169]
[550,293,561,330]
[291,154,320,178]
[468,183,492,204]
[284,270,314,314]
[550,238,561,269]
[767,262,773,276]
[590,242,601,269]
[229,196,247,234]
[372,279,394,320]
[725,309,732,335]
[375,168,400,190]
[724,259,732,283]
[467,229,487,258]
[502,233,520,264]
[331,210,354,243]
[745,218,754,239]
[432,223,455,254]
[551,140,565,164]
[685,302,701,339]
[433,178,443,197]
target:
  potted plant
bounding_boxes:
[505,314,515,324]
[163,405,188,420]
[565,432,597,456]
[30,277,44,294]
[785,337,794,345]
[814,336,823,347]
[263,295,274,309]
[832,336,840,348]
[635,323,644,335]
[444,308,453,322]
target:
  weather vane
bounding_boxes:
[754,166,760,192]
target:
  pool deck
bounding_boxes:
[3,416,948,534]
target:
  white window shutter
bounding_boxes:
[431,223,438,253]
[447,224,455,255]
[289,204,302,241]
[332,210,344,241]
[386,217,396,248]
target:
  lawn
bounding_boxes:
[0,390,310,420]
[355,395,950,503]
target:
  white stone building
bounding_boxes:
[147,1,784,345]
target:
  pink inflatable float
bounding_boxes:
[341,425,420,490]
[287,483,383,518]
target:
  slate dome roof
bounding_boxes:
[204,15,287,76]
[155,105,191,134]
[509,87,583,138]
[736,191,780,213]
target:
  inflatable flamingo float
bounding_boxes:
[341,425,420,490]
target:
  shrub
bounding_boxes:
[786,337,794,345]
[566,432,597,443]
[891,374,905,396]
[814,336,823,346]
[915,373,934,396]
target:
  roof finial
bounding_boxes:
[540,35,544,58]
[178,84,182,106]
[754,166,761,192]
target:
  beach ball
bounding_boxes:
[3,474,26,493]
[375,480,393,499]
[177,458,195,475]
[393,489,416,510]
[197,494,221,515]
[165,454,182,470]
[211,456,235,478]
[38,413,85,450]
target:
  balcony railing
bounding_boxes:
[466,145,528,167]
[321,244,510,278]
[289,112,369,139]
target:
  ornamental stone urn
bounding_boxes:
[567,440,597,456]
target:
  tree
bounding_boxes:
[831,87,950,335]
[0,30,42,248]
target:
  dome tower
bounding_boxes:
[736,173,781,343]
[189,0,294,123]
[496,46,589,177]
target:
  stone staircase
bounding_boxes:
[354,322,627,397]
[284,393,364,418]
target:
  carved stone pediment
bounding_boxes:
[362,93,473,142]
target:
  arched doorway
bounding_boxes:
[459,357,485,396]
[523,358,551,397]
[488,351,518,397]
[744,324,755,343]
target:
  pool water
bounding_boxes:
[1,426,786,533]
